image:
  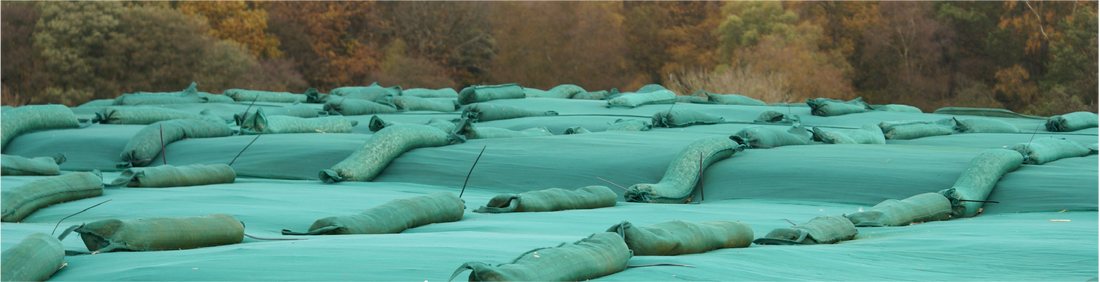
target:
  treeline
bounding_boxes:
[2,1,1096,115]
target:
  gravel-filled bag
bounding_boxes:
[58,214,244,253]
[1,233,65,282]
[330,83,402,101]
[381,95,458,112]
[652,108,725,128]
[1045,111,1099,132]
[607,220,753,256]
[844,193,952,227]
[112,82,218,105]
[449,232,630,282]
[878,119,956,140]
[952,117,1020,133]
[938,149,1023,218]
[811,124,885,145]
[1011,137,1096,165]
[324,99,398,116]
[753,215,858,245]
[932,107,1044,119]
[870,104,923,113]
[1,105,81,151]
[455,118,553,140]
[94,106,209,125]
[118,119,233,168]
[1,172,104,222]
[108,164,236,188]
[78,99,117,108]
[240,108,355,135]
[402,88,459,98]
[730,125,812,148]
[571,90,611,100]
[282,192,464,235]
[564,126,591,135]
[523,84,585,99]
[461,104,557,122]
[697,90,766,106]
[606,119,652,132]
[607,90,676,108]
[305,88,333,104]
[625,136,745,203]
[474,186,617,213]
[1,153,65,176]
[223,89,307,103]
[320,124,453,183]
[458,84,526,105]
[806,97,870,116]
[234,104,321,126]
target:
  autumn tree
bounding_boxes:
[266,2,387,91]
[623,1,724,85]
[383,1,494,86]
[176,1,282,59]
[1,2,50,106]
[859,1,955,110]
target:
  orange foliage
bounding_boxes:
[176,1,282,58]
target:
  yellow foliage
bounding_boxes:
[177,1,282,58]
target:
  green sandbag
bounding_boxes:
[323,99,398,116]
[402,88,459,98]
[805,97,870,116]
[755,110,790,123]
[455,118,553,140]
[305,88,332,103]
[449,232,630,282]
[282,192,464,235]
[753,215,858,245]
[1011,137,1095,165]
[524,84,584,99]
[844,193,952,227]
[0,105,11,112]
[223,89,307,103]
[811,124,885,145]
[78,99,117,108]
[320,124,453,183]
[952,117,1019,133]
[730,125,812,148]
[330,82,402,101]
[625,136,745,203]
[939,149,1023,218]
[606,90,676,108]
[474,186,616,213]
[112,82,209,105]
[1046,111,1099,132]
[1,233,64,282]
[368,116,458,135]
[240,108,355,135]
[522,88,552,98]
[1,153,65,176]
[458,84,526,105]
[878,119,956,140]
[571,90,610,100]
[234,104,321,125]
[1,105,81,151]
[652,108,725,128]
[677,95,710,104]
[368,116,394,132]
[564,126,591,135]
[606,119,651,132]
[108,164,236,188]
[636,84,668,93]
[768,102,811,108]
[871,104,923,113]
[1,172,104,222]
[697,91,766,106]
[933,107,1045,119]
[382,95,458,112]
[607,220,753,256]
[59,214,243,253]
[94,106,209,125]
[462,104,558,122]
[118,119,233,167]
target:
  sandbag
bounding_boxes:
[730,125,812,148]
[461,104,557,122]
[769,102,810,107]
[305,88,332,104]
[625,136,745,203]
[94,106,209,125]
[1,172,104,222]
[878,119,956,140]
[811,124,885,145]
[806,97,870,116]
[933,107,1044,119]
[523,84,585,99]
[1,233,64,282]
[382,95,458,112]
[458,84,526,105]
[455,118,553,140]
[844,193,952,227]
[240,108,354,135]
[564,126,591,135]
[118,119,233,168]
[635,84,668,93]
[330,83,401,101]
[571,90,610,100]
[652,108,724,128]
[474,186,616,213]
[606,90,676,108]
[59,214,243,253]
[223,89,307,103]
[1046,111,1099,132]
[323,99,398,116]
[1,105,81,151]
[402,88,459,98]
[368,117,458,135]
[605,119,651,132]
[282,192,463,235]
[953,117,1019,133]
[449,232,630,282]
[677,95,710,104]
[112,82,210,105]
[607,220,753,256]
[938,149,1023,218]
[871,104,923,113]
[1011,138,1095,165]
[234,104,321,125]
[108,164,236,188]
[755,110,793,123]
[78,99,117,108]
[697,91,766,106]
[753,215,858,245]
[1,153,65,176]
[320,124,453,183]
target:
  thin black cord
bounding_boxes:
[229,133,263,166]
[53,199,111,235]
[459,146,487,198]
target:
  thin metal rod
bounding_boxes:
[459,146,487,198]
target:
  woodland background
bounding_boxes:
[1,1,1096,115]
